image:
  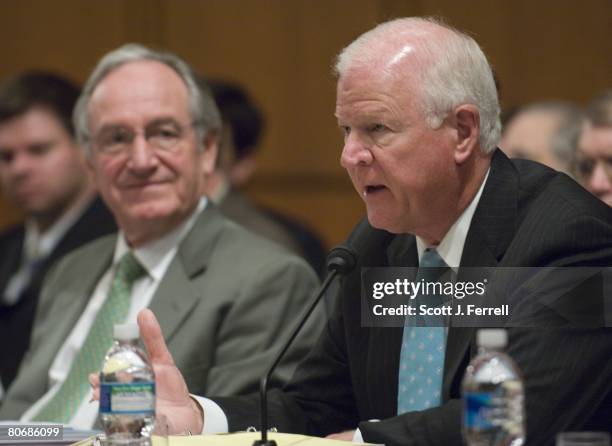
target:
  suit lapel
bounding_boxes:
[366,234,418,416]
[0,228,24,294]
[32,237,116,379]
[444,149,520,398]
[48,236,116,320]
[149,204,226,342]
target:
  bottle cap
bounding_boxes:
[114,323,139,341]
[476,328,507,348]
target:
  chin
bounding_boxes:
[366,210,400,234]
[126,201,178,221]
[23,202,56,217]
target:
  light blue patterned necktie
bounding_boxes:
[397,248,448,414]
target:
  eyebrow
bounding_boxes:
[146,117,181,128]
[96,117,182,135]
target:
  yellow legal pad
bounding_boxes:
[71,432,377,446]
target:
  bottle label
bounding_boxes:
[464,392,495,430]
[100,382,155,415]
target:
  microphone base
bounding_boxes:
[252,441,278,446]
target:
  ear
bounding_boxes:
[453,104,480,165]
[200,131,219,175]
[81,144,96,177]
[229,153,257,187]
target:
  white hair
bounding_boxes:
[335,17,501,154]
[73,43,221,155]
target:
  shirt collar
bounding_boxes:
[113,197,207,281]
[209,177,230,204]
[23,196,94,261]
[416,168,490,268]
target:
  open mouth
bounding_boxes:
[364,185,386,196]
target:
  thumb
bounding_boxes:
[137,309,175,365]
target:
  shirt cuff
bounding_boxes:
[191,395,229,434]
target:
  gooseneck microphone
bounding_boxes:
[253,219,391,446]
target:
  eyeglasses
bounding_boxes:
[92,120,196,156]
[573,153,612,182]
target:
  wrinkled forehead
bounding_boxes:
[336,31,437,99]
[88,60,191,127]
[581,125,612,154]
[0,106,71,144]
[334,60,422,117]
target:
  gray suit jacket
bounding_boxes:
[0,204,322,420]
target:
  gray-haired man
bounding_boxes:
[108,18,612,446]
[0,44,323,429]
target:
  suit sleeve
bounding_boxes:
[213,277,361,436]
[204,255,324,397]
[361,211,612,446]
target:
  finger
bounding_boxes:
[89,373,100,387]
[326,431,354,441]
[138,308,175,365]
[151,362,189,401]
[89,374,101,401]
[90,387,100,402]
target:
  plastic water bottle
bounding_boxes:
[100,323,156,445]
[462,329,525,446]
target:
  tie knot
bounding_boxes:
[116,251,146,284]
[420,248,448,269]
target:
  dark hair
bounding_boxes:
[207,79,264,159]
[0,71,81,136]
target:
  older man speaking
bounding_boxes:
[93,18,612,445]
[0,45,322,429]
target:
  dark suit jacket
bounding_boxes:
[0,196,116,390]
[214,150,612,445]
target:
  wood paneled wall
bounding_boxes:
[1,0,610,246]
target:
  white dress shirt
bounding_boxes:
[21,199,207,429]
[197,170,490,439]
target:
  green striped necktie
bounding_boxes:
[33,251,146,423]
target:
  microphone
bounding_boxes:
[253,218,391,445]
[253,246,357,446]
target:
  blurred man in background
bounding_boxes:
[203,79,327,276]
[201,79,304,257]
[574,90,612,206]
[500,101,583,174]
[0,72,116,394]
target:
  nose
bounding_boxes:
[340,132,373,168]
[7,152,33,179]
[587,163,612,197]
[126,135,158,174]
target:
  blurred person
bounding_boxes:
[0,45,322,428]
[96,18,612,445]
[500,101,583,174]
[204,79,327,276]
[0,72,116,392]
[574,90,612,206]
[201,79,303,257]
